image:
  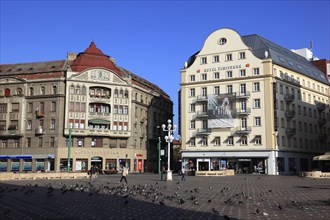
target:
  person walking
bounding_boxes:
[90,165,96,181]
[181,166,186,181]
[119,165,128,184]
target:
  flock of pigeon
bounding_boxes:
[0,177,315,219]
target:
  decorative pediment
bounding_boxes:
[0,77,26,84]
[69,69,127,85]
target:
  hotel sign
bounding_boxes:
[204,64,242,72]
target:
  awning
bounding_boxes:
[89,119,111,125]
[313,152,330,161]
[0,155,32,159]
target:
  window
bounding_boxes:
[254,99,261,108]
[50,119,55,129]
[41,86,45,95]
[77,138,84,147]
[9,120,18,130]
[11,103,19,112]
[241,136,247,145]
[190,75,195,82]
[201,137,208,146]
[27,138,31,148]
[214,86,220,95]
[239,52,246,59]
[29,87,34,95]
[1,140,8,148]
[69,102,74,111]
[50,137,55,148]
[255,117,261,126]
[253,82,260,92]
[52,86,57,94]
[80,120,85,129]
[76,86,80,95]
[253,68,260,75]
[227,85,233,94]
[227,136,234,145]
[190,138,196,146]
[0,104,7,113]
[218,38,227,45]
[255,136,262,145]
[226,54,232,61]
[213,55,219,63]
[202,87,207,97]
[16,88,22,95]
[190,88,195,97]
[201,74,207,81]
[190,104,195,112]
[240,84,246,95]
[75,102,80,112]
[190,121,195,129]
[38,137,43,148]
[26,120,32,130]
[51,102,56,112]
[70,85,75,94]
[239,69,246,77]
[0,120,6,130]
[201,57,207,64]
[214,137,220,146]
[214,72,219,79]
[227,71,232,78]
[202,103,207,113]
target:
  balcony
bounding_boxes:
[284,94,295,102]
[317,103,326,112]
[236,126,251,135]
[35,127,44,135]
[35,110,45,118]
[318,118,326,126]
[236,91,250,99]
[319,133,328,141]
[196,95,208,102]
[193,128,211,136]
[284,110,295,118]
[236,108,251,116]
[193,111,208,119]
[285,128,296,136]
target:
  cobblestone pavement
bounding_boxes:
[0,174,329,220]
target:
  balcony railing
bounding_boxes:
[196,95,208,102]
[317,103,326,112]
[193,111,208,119]
[236,126,251,134]
[236,108,251,116]
[318,118,326,126]
[284,110,295,118]
[284,94,295,102]
[192,128,211,136]
[35,110,45,118]
[285,128,296,136]
[35,127,44,135]
[236,91,250,99]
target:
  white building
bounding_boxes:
[180,28,330,175]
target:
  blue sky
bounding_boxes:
[1,0,329,131]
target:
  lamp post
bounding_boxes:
[67,125,72,173]
[161,119,176,181]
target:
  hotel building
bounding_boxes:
[180,28,330,175]
[0,42,173,173]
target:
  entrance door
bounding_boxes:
[198,162,209,171]
[91,156,103,171]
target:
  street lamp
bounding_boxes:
[161,119,176,181]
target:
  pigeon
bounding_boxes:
[159,201,165,206]
[278,204,283,210]
[212,208,219,215]
[208,199,212,203]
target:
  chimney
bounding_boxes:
[67,52,77,61]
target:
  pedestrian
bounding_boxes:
[90,165,96,180]
[181,166,186,181]
[119,165,128,184]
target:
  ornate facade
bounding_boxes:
[0,42,173,173]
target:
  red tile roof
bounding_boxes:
[70,41,121,76]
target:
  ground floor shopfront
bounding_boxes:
[0,148,146,173]
[182,150,317,175]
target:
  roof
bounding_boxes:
[0,60,68,75]
[242,34,329,84]
[70,41,122,76]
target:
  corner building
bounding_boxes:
[180,28,330,175]
[0,42,173,173]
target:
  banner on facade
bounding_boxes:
[207,94,236,128]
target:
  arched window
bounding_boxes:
[119,89,123,98]
[76,86,80,94]
[16,88,22,95]
[114,89,118,97]
[4,88,11,97]
[52,86,57,94]
[29,87,34,95]
[82,86,86,95]
[141,95,143,103]
[135,93,138,100]
[41,86,45,95]
[124,90,128,98]
[70,85,75,94]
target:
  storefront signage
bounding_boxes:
[204,64,242,73]
[74,150,119,155]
